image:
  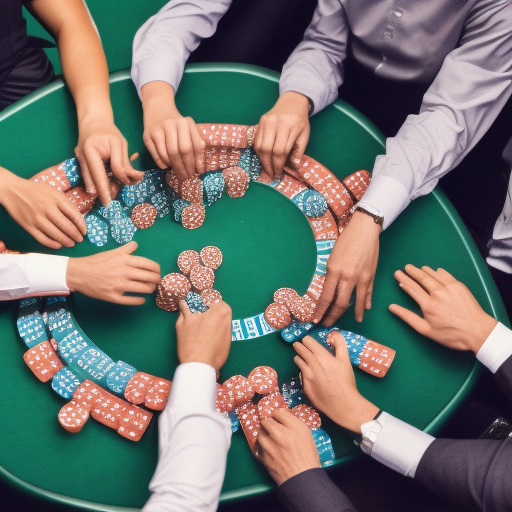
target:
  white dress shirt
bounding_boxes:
[365,322,512,477]
[0,253,69,300]
[143,362,232,512]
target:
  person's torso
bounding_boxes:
[0,0,29,84]
[340,0,477,83]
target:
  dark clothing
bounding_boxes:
[0,0,55,111]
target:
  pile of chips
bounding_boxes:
[264,287,317,329]
[215,364,335,466]
[156,246,223,313]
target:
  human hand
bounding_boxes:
[389,265,498,354]
[294,333,379,433]
[314,211,381,325]
[75,118,143,206]
[141,81,205,182]
[0,167,87,249]
[255,409,321,486]
[254,91,310,181]
[66,241,161,305]
[175,300,232,371]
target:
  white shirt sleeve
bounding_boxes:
[364,3,512,228]
[279,0,348,115]
[366,412,435,478]
[131,0,233,97]
[476,322,512,374]
[143,362,232,512]
[0,253,69,300]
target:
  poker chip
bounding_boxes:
[237,401,260,448]
[280,321,314,343]
[59,158,83,187]
[292,404,322,429]
[185,291,208,313]
[290,295,317,323]
[203,171,225,207]
[223,167,250,198]
[150,190,172,218]
[165,170,181,194]
[200,245,223,270]
[155,288,179,312]
[343,170,371,201]
[246,125,256,147]
[248,366,279,395]
[223,375,255,406]
[181,177,203,203]
[58,401,90,433]
[131,203,157,229]
[110,216,137,244]
[274,288,299,308]
[190,264,215,291]
[264,302,292,329]
[172,198,190,222]
[201,289,222,306]
[85,214,108,247]
[216,383,235,413]
[181,203,205,229]
[65,187,97,214]
[257,392,288,420]
[122,179,148,207]
[303,190,328,218]
[177,250,201,274]
[32,165,71,192]
[160,273,191,300]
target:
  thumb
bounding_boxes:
[328,330,350,363]
[116,241,138,255]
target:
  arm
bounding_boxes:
[27,0,142,206]
[254,0,348,179]
[315,1,512,325]
[132,0,232,182]
[0,241,161,304]
[143,301,232,512]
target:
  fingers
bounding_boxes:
[121,280,158,295]
[254,120,277,179]
[115,241,138,255]
[322,280,354,326]
[109,139,141,186]
[144,131,170,169]
[189,120,206,173]
[289,125,309,168]
[403,264,442,293]
[28,226,62,250]
[127,268,161,286]
[270,127,292,177]
[113,295,146,306]
[179,299,192,317]
[435,267,457,284]
[77,156,96,195]
[48,209,84,244]
[83,149,112,206]
[327,331,350,363]
[313,271,338,323]
[37,219,76,248]
[127,255,161,275]
[394,269,430,306]
[389,303,429,335]
[58,197,87,237]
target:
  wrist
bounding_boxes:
[468,314,499,355]
[65,258,81,292]
[0,167,17,203]
[351,210,383,234]
[141,81,177,109]
[332,396,379,433]
[277,91,311,114]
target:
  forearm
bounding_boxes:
[132,0,232,96]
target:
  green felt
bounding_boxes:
[0,65,508,510]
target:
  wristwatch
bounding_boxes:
[355,205,384,226]
[360,410,384,455]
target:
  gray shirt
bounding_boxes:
[132,0,512,229]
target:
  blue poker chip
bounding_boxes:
[85,214,109,247]
[185,291,208,313]
[172,198,190,222]
[249,153,262,181]
[98,200,123,220]
[122,180,148,207]
[106,361,137,394]
[311,427,336,467]
[110,216,137,244]
[293,189,328,218]
[150,190,171,218]
[203,171,225,206]
[238,148,252,174]
[61,157,83,187]
[51,367,81,399]
[281,321,314,343]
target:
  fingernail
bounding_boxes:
[313,318,319,323]
[87,188,97,195]
[293,158,301,164]
[399,283,404,288]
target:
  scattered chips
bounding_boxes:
[274,288,299,308]
[223,167,250,198]
[181,177,203,203]
[190,265,215,291]
[161,273,191,300]
[264,303,292,329]
[223,375,254,406]
[182,203,205,229]
[177,250,201,274]
[200,246,223,270]
[258,392,288,420]
[131,203,157,229]
[290,296,317,323]
[248,366,278,395]
[201,289,222,306]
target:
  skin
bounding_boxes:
[141,81,206,182]
[66,241,161,305]
[175,300,232,370]
[255,409,321,486]
[0,167,87,249]
[28,0,144,206]
[314,211,382,325]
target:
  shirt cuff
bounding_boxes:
[132,55,183,98]
[360,175,411,230]
[23,253,69,297]
[169,362,217,411]
[369,412,435,478]
[476,322,512,374]
[279,72,333,116]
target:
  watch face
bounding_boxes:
[482,417,512,440]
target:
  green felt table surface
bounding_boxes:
[0,64,508,511]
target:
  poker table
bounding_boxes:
[0,64,508,511]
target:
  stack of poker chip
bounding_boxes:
[156,246,223,313]
[264,287,317,329]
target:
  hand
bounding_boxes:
[0,168,87,249]
[66,241,161,305]
[255,409,321,486]
[75,118,144,206]
[254,91,310,181]
[389,265,498,354]
[293,333,379,433]
[314,211,381,325]
[175,300,232,371]
[141,81,205,182]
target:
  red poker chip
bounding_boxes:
[273,288,300,308]
[190,264,215,291]
[155,291,179,312]
[257,392,288,420]
[222,375,255,406]
[177,249,201,274]
[216,383,235,413]
[290,295,317,323]
[292,404,322,429]
[200,245,223,270]
[264,302,292,329]
[180,177,203,203]
[131,203,157,229]
[165,170,181,193]
[160,273,191,300]
[223,167,250,198]
[248,366,279,395]
[64,187,97,214]
[182,203,205,230]
[201,289,222,306]
[237,401,261,448]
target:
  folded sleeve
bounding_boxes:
[0,253,69,300]
[363,1,512,228]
